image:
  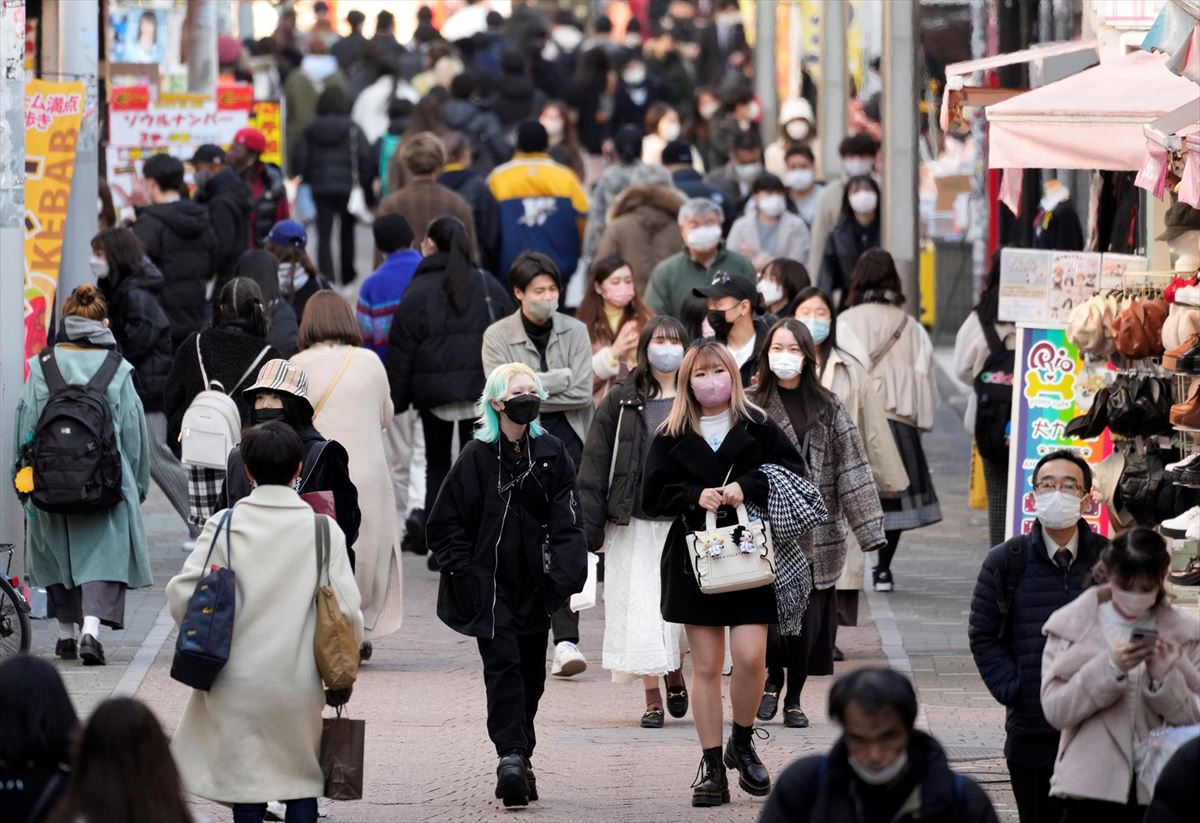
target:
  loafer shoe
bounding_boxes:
[641,706,665,728]
[665,684,689,718]
[55,638,78,660]
[756,689,780,722]
[79,634,105,666]
[783,706,809,728]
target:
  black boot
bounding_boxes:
[494,752,530,807]
[724,723,770,796]
[691,747,729,807]
[402,509,428,555]
[525,756,538,801]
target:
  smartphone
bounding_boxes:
[1130,628,1159,645]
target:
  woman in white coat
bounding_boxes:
[167,422,362,822]
[292,292,403,652]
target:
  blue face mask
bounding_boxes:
[801,317,831,345]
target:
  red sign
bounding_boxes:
[216,83,253,111]
[110,85,150,111]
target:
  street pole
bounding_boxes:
[0,0,26,569]
[970,0,990,303]
[238,0,256,40]
[882,0,920,310]
[186,0,219,94]
[755,0,778,145]
[55,0,99,318]
[819,0,848,178]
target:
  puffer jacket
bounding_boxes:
[385,253,516,412]
[292,114,376,198]
[595,185,686,291]
[103,258,173,411]
[441,97,510,176]
[486,71,544,129]
[132,200,216,350]
[968,521,1106,739]
[194,168,251,287]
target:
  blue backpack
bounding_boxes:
[171,508,236,691]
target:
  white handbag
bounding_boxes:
[687,504,775,594]
[570,552,600,612]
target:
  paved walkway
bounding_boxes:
[31,359,1019,822]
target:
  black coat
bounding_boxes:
[427,433,588,638]
[439,168,502,275]
[441,98,511,177]
[759,732,999,823]
[819,217,881,299]
[611,78,669,134]
[266,297,299,358]
[132,200,216,350]
[293,114,376,198]
[194,168,252,285]
[968,521,1106,739]
[385,253,515,412]
[103,258,173,411]
[486,72,545,129]
[641,412,806,626]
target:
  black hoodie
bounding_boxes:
[486,71,545,129]
[101,257,173,411]
[194,168,252,289]
[132,199,216,350]
[293,114,376,198]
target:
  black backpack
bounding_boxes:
[973,314,1015,464]
[30,348,124,514]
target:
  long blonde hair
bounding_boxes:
[661,340,762,437]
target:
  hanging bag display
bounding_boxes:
[313,513,360,691]
[686,465,775,594]
[171,509,236,690]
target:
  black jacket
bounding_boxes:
[612,78,669,134]
[441,98,510,177]
[967,520,1106,738]
[163,327,280,448]
[486,72,545,129]
[266,297,299,358]
[820,217,881,299]
[223,425,361,552]
[426,433,588,638]
[439,168,502,275]
[132,200,216,350]
[1145,736,1200,823]
[243,161,288,249]
[293,114,376,198]
[194,168,252,287]
[759,732,999,823]
[385,253,515,412]
[103,258,173,411]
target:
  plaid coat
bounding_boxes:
[760,391,886,587]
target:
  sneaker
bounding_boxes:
[1163,506,1200,538]
[550,641,587,677]
[873,569,894,592]
[1169,556,1200,586]
[1167,452,1200,475]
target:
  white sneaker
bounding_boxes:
[1162,506,1200,538]
[550,641,587,677]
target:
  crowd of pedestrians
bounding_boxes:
[6,3,1199,823]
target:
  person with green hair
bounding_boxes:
[426,361,588,809]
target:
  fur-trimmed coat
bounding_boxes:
[595,185,686,292]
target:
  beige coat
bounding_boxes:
[1041,587,1200,805]
[838,303,938,431]
[293,343,403,640]
[822,347,910,591]
[167,486,363,803]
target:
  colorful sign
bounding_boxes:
[23,79,86,372]
[1006,325,1113,540]
[247,100,283,169]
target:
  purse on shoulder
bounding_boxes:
[686,503,776,594]
[314,513,359,691]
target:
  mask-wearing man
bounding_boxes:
[807,132,879,275]
[189,144,252,288]
[693,272,767,388]
[228,127,290,250]
[783,145,824,227]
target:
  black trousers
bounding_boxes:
[477,629,549,758]
[1060,797,1144,823]
[765,587,837,706]
[1005,733,1062,823]
[420,412,475,513]
[314,193,356,285]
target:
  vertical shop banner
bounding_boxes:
[1006,325,1113,540]
[247,100,283,169]
[24,79,86,371]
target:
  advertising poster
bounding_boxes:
[109,7,169,64]
[1006,325,1113,540]
[999,249,1142,324]
[24,79,86,372]
[247,100,283,169]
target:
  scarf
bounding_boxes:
[279,262,310,296]
[745,463,827,635]
[61,315,117,348]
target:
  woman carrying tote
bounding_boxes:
[641,340,808,807]
[578,316,689,729]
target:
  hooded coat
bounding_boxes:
[293,114,376,198]
[132,200,216,350]
[581,161,642,263]
[102,258,173,411]
[194,168,252,286]
[485,69,545,129]
[442,97,510,177]
[595,185,686,291]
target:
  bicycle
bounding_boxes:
[0,543,31,659]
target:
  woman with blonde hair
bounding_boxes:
[426,362,587,809]
[642,340,808,807]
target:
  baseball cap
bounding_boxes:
[661,140,693,166]
[190,144,225,165]
[693,271,757,303]
[266,219,307,248]
[232,127,268,154]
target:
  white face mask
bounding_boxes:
[849,750,909,786]
[786,120,810,141]
[843,157,874,177]
[699,102,719,121]
[785,169,814,192]
[768,351,803,380]
[89,254,109,280]
[685,224,722,252]
[757,279,784,305]
[623,65,646,86]
[1035,491,1082,531]
[540,117,564,139]
[659,120,681,141]
[552,26,583,52]
[735,162,763,184]
[849,190,878,215]
[758,193,786,218]
[525,297,558,323]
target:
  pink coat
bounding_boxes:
[1040,586,1200,804]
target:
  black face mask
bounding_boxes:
[502,394,541,425]
[706,308,734,341]
[253,408,288,426]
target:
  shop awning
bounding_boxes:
[987,50,1200,170]
[944,40,1098,78]
[1141,1,1200,82]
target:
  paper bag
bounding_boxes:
[320,711,365,800]
[570,552,599,612]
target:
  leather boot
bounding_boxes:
[494,752,530,807]
[724,722,771,796]
[691,747,729,807]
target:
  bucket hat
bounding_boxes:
[242,359,313,416]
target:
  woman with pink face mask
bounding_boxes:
[576,256,654,404]
[1041,528,1200,823]
[642,339,809,807]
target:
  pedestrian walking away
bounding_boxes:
[264,220,328,323]
[425,362,588,809]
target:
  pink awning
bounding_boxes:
[944,40,1097,78]
[986,50,1200,171]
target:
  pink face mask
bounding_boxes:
[1110,583,1158,619]
[692,372,732,408]
[602,281,636,309]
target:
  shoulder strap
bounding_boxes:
[349,124,360,186]
[195,334,211,390]
[39,348,67,394]
[978,311,1005,356]
[480,269,497,324]
[607,404,626,491]
[25,769,69,823]
[299,441,330,493]
[200,508,235,570]
[314,512,330,586]
[230,345,273,396]
[312,350,356,420]
[995,539,1027,640]
[869,316,908,369]
[85,350,124,394]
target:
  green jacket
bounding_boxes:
[14,345,152,590]
[644,245,757,319]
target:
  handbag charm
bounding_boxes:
[687,504,776,594]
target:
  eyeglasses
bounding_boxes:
[1034,480,1084,496]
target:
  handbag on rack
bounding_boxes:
[1112,298,1168,359]
[314,513,360,691]
[346,125,373,225]
[687,501,776,595]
